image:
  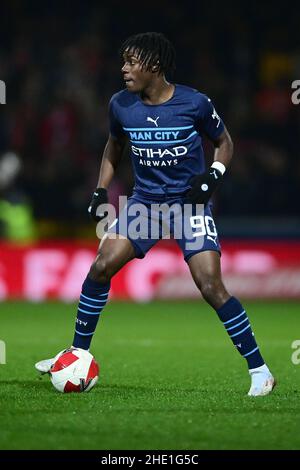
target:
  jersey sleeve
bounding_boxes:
[195,94,225,140]
[108,96,125,139]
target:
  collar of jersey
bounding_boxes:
[137,84,177,107]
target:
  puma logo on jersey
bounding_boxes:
[147,116,160,127]
[207,235,218,246]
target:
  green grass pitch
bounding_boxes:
[0,300,300,450]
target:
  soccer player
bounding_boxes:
[36,32,275,396]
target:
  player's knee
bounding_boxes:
[89,255,114,283]
[199,277,223,304]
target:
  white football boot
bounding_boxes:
[248,364,276,396]
[35,349,70,374]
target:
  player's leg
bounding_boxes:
[72,194,163,351]
[35,235,135,373]
[72,234,135,350]
[35,195,159,373]
[188,250,275,396]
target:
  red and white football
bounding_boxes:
[50,348,99,393]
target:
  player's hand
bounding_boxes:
[88,188,108,222]
[186,167,223,205]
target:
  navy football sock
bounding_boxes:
[216,296,264,369]
[72,275,110,350]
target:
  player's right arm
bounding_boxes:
[88,94,127,222]
[88,133,127,222]
[96,134,127,189]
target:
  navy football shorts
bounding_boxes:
[107,195,221,262]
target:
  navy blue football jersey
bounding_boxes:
[109,84,225,198]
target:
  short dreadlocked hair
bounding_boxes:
[119,32,176,77]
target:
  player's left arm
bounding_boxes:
[186,96,234,205]
[211,126,233,170]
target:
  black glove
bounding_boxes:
[88,188,108,222]
[186,167,223,205]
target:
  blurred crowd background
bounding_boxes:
[0,1,299,241]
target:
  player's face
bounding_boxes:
[122,50,156,93]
